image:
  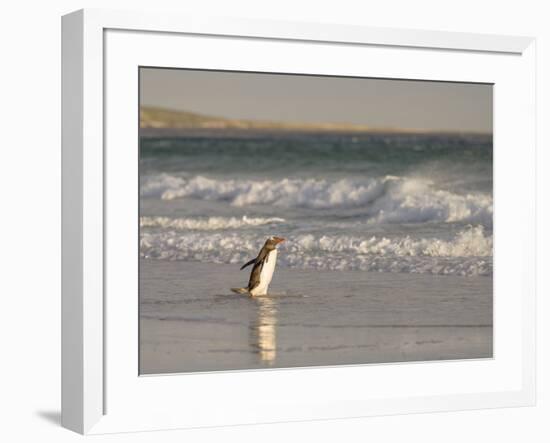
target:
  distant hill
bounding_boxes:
[140,106,492,136]
[140,106,377,132]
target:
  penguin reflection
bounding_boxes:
[250,296,278,364]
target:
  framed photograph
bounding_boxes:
[62,8,536,434]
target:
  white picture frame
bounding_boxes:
[61,8,536,435]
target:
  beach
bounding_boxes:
[139,129,493,374]
[140,259,492,374]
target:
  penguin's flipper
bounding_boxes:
[240,258,256,270]
[231,287,250,295]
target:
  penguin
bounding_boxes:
[231,236,285,296]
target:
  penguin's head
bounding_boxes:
[265,236,285,249]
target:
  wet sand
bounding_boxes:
[140,260,492,374]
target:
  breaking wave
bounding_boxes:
[140,226,492,276]
[140,215,285,231]
[141,174,493,226]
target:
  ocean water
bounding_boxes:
[139,131,493,373]
[140,132,493,277]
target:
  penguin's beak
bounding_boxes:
[274,237,285,244]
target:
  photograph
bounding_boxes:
[139,68,493,375]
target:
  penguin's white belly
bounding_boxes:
[251,249,277,296]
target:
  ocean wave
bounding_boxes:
[140,215,285,231]
[141,174,493,225]
[290,226,492,258]
[140,226,492,276]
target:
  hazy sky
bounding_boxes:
[140,68,493,133]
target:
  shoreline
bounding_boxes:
[139,106,493,137]
[139,126,493,139]
[140,260,493,374]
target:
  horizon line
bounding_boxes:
[139,105,493,136]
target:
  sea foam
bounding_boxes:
[141,215,285,231]
[140,226,492,276]
[141,174,493,226]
